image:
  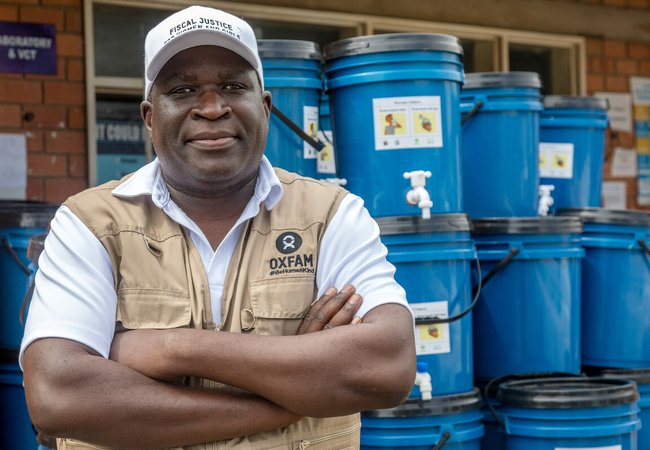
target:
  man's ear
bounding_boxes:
[141,100,153,132]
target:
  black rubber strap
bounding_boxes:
[271,105,325,151]
[461,100,484,125]
[415,247,519,325]
[2,236,31,276]
[432,431,452,450]
[639,239,650,259]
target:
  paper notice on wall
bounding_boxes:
[611,148,638,177]
[411,301,451,355]
[631,77,650,105]
[373,96,443,150]
[602,181,626,209]
[0,133,26,199]
[594,92,632,132]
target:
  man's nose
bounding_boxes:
[191,89,230,120]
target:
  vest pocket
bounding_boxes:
[117,290,191,329]
[247,277,315,335]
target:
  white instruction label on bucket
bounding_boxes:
[303,105,319,159]
[411,301,451,355]
[317,130,336,174]
[373,96,443,150]
[556,446,621,450]
[539,142,574,179]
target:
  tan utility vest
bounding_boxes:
[57,168,360,450]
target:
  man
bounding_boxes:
[21,5,415,449]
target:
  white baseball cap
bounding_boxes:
[143,5,264,99]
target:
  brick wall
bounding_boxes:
[586,36,650,209]
[0,0,86,204]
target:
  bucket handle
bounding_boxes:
[639,239,650,260]
[271,105,326,152]
[19,279,36,326]
[432,431,451,449]
[461,100,484,126]
[415,247,519,325]
[1,236,32,276]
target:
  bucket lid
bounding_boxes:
[471,216,582,235]
[463,71,541,89]
[584,367,650,385]
[376,214,470,235]
[543,95,609,110]
[498,377,639,409]
[323,33,463,60]
[257,39,322,60]
[0,201,59,228]
[558,208,650,227]
[363,387,482,418]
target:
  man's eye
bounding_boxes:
[223,83,245,91]
[170,86,193,95]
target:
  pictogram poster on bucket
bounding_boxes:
[373,96,443,150]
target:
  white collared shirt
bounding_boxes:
[19,157,408,364]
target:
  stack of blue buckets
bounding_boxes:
[0,201,58,449]
[260,35,647,450]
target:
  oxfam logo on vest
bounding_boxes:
[275,232,302,254]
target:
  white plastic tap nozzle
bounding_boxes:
[324,177,348,186]
[414,362,433,401]
[403,170,433,219]
[538,184,555,216]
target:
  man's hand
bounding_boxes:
[297,285,362,335]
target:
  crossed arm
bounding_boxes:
[23,288,416,449]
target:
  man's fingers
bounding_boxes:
[326,294,363,328]
[297,285,357,334]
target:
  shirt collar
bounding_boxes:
[112,156,283,210]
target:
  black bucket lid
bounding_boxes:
[257,39,322,60]
[543,95,609,110]
[471,216,582,235]
[498,377,639,409]
[558,208,650,227]
[376,214,470,235]
[463,71,541,89]
[363,387,482,418]
[323,33,463,60]
[0,201,59,228]
[583,367,650,385]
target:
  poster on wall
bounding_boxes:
[631,77,650,206]
[0,21,56,74]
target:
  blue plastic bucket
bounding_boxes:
[0,201,58,351]
[559,208,650,368]
[461,72,543,218]
[585,368,650,450]
[259,39,323,178]
[323,33,465,218]
[1,360,37,449]
[376,214,475,396]
[496,377,641,450]
[471,217,584,383]
[360,388,484,449]
[539,96,609,211]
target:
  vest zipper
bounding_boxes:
[295,422,361,449]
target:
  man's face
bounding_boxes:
[141,45,271,197]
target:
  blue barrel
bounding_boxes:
[539,96,609,211]
[585,368,650,450]
[461,72,543,218]
[376,214,475,396]
[471,217,584,383]
[361,388,484,449]
[323,33,464,218]
[259,39,323,178]
[559,208,650,368]
[1,359,37,449]
[0,201,58,351]
[497,377,641,450]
